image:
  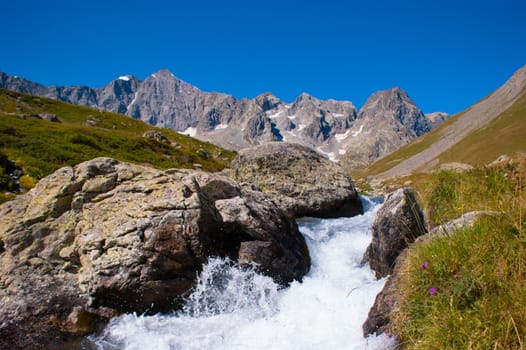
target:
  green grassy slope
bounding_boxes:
[361,89,526,178]
[438,90,526,165]
[391,161,526,349]
[0,89,235,191]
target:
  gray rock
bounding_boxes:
[363,187,426,278]
[341,88,432,169]
[0,157,309,349]
[362,250,407,337]
[417,211,494,242]
[254,92,285,112]
[97,75,140,114]
[0,71,48,96]
[143,130,170,144]
[20,113,60,122]
[438,162,474,172]
[230,142,363,218]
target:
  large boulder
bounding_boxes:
[230,142,363,218]
[0,157,309,349]
[362,187,426,278]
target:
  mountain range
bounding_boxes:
[0,70,448,166]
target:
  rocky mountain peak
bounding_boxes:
[360,87,415,114]
[358,87,428,136]
[338,87,431,169]
[0,71,48,96]
[254,92,284,112]
[293,92,318,105]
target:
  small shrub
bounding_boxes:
[67,132,101,150]
[19,175,37,190]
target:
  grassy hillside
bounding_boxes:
[361,89,526,178]
[358,111,463,176]
[438,90,526,165]
[391,160,526,349]
[0,89,236,201]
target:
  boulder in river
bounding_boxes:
[0,157,309,349]
[230,142,363,218]
[362,187,426,278]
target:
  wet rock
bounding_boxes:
[0,157,309,349]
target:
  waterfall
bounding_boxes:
[91,197,394,349]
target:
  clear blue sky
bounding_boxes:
[2,0,525,114]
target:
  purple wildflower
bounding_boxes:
[429,287,437,295]
[421,261,429,269]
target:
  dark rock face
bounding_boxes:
[362,188,426,337]
[254,92,285,112]
[97,76,140,114]
[363,187,426,278]
[0,158,309,349]
[0,71,48,96]
[230,142,363,218]
[362,251,407,337]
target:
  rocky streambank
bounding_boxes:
[0,158,311,348]
[0,145,363,349]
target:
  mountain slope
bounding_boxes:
[0,89,235,181]
[335,88,432,168]
[0,70,449,164]
[364,64,526,178]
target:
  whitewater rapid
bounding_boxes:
[91,197,394,350]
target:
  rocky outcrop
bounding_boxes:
[362,187,426,278]
[0,158,309,349]
[142,130,170,144]
[230,142,363,218]
[362,188,426,337]
[362,250,408,337]
[425,112,449,129]
[417,211,494,243]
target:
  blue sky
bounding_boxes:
[2,0,525,114]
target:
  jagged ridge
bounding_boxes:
[0,70,448,166]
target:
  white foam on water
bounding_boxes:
[92,197,394,350]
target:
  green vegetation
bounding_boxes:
[361,111,464,176]
[0,89,236,202]
[438,90,526,165]
[392,160,526,349]
[363,88,526,177]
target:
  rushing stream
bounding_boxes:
[91,197,394,350]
